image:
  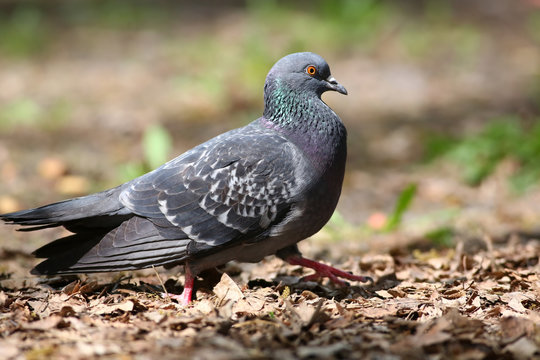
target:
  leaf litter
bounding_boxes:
[0,235,539,359]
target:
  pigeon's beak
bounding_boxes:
[325,76,348,95]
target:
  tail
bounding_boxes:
[1,185,131,232]
[1,185,190,275]
[30,217,190,275]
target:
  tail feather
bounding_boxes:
[2,186,191,275]
[32,232,107,258]
[1,186,129,230]
[29,216,190,275]
[31,233,189,275]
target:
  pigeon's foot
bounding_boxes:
[162,267,195,306]
[164,287,192,306]
[286,256,373,286]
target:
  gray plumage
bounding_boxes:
[1,52,349,282]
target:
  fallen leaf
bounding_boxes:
[193,298,216,315]
[361,303,399,318]
[297,342,351,358]
[294,299,323,325]
[233,297,264,315]
[178,327,198,337]
[0,339,19,359]
[213,273,243,304]
[501,292,531,313]
[412,315,452,347]
[300,290,318,300]
[79,281,98,294]
[0,291,8,307]
[507,297,527,313]
[62,280,81,295]
[375,290,394,298]
[56,306,77,318]
[500,316,535,342]
[23,315,70,331]
[144,311,166,324]
[503,337,539,360]
[93,300,134,315]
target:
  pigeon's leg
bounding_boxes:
[286,255,372,285]
[165,265,195,306]
[277,245,372,286]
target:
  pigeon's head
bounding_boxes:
[265,52,347,98]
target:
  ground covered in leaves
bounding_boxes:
[1,235,539,359]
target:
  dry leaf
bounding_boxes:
[358,305,398,318]
[2,223,539,359]
[213,273,243,304]
[0,340,19,359]
[501,292,532,313]
[23,315,70,331]
[375,290,394,298]
[144,311,166,324]
[297,342,351,358]
[93,300,134,315]
[193,298,216,315]
[412,315,452,347]
[500,316,535,342]
[503,337,539,360]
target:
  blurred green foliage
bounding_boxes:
[424,227,454,247]
[0,0,392,58]
[529,10,540,45]
[143,124,173,170]
[0,98,71,130]
[324,183,418,241]
[324,211,366,242]
[1,0,537,250]
[119,124,173,182]
[0,99,41,126]
[0,1,171,58]
[60,0,170,28]
[0,1,490,69]
[0,6,49,57]
[383,183,417,231]
[426,117,540,192]
[247,0,391,51]
[0,0,495,133]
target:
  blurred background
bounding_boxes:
[1,0,540,258]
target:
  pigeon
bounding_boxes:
[1,52,371,305]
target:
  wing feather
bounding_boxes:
[119,123,306,255]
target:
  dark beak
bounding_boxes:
[325,76,347,95]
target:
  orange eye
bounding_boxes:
[306,65,317,76]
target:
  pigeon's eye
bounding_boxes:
[306,65,317,76]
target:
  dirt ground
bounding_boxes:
[0,232,539,359]
[1,1,540,359]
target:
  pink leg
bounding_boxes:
[286,256,372,286]
[163,265,195,306]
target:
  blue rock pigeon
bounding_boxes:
[1,52,370,305]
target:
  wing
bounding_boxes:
[119,124,308,256]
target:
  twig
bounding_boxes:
[483,234,495,270]
[152,265,170,302]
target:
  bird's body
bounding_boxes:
[1,52,369,304]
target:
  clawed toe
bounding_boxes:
[287,255,372,287]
